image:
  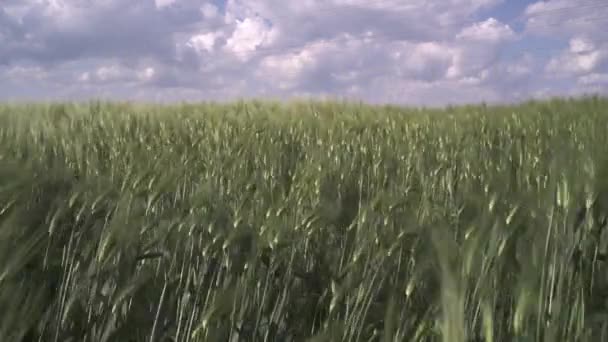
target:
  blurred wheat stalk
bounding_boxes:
[0,97,607,341]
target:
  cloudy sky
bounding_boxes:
[1,0,607,106]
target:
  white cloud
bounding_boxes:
[224,17,278,59]
[393,41,455,81]
[524,0,608,38]
[187,31,222,54]
[435,18,516,80]
[155,0,177,9]
[504,55,534,79]
[546,46,604,76]
[456,18,515,42]
[37,0,88,29]
[256,39,332,89]
[522,0,608,85]
[200,3,219,18]
[138,67,156,81]
[361,76,503,106]
[0,0,606,105]
[78,72,90,82]
[260,50,315,78]
[6,65,47,80]
[73,63,158,85]
[570,37,595,54]
[95,65,122,82]
[579,73,608,85]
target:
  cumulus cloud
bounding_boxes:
[456,18,515,42]
[187,32,223,54]
[74,63,157,86]
[569,37,595,54]
[545,37,608,80]
[524,0,608,38]
[155,0,177,9]
[447,18,516,79]
[0,0,606,105]
[394,42,455,81]
[546,48,603,76]
[200,3,219,19]
[579,73,608,86]
[5,65,48,80]
[520,1,608,97]
[224,17,278,59]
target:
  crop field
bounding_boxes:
[1,97,608,341]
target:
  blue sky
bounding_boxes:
[1,0,607,106]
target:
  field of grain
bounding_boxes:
[1,97,608,341]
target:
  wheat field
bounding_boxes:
[1,97,608,341]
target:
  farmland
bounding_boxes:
[1,97,608,341]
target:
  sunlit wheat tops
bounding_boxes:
[1,97,608,341]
